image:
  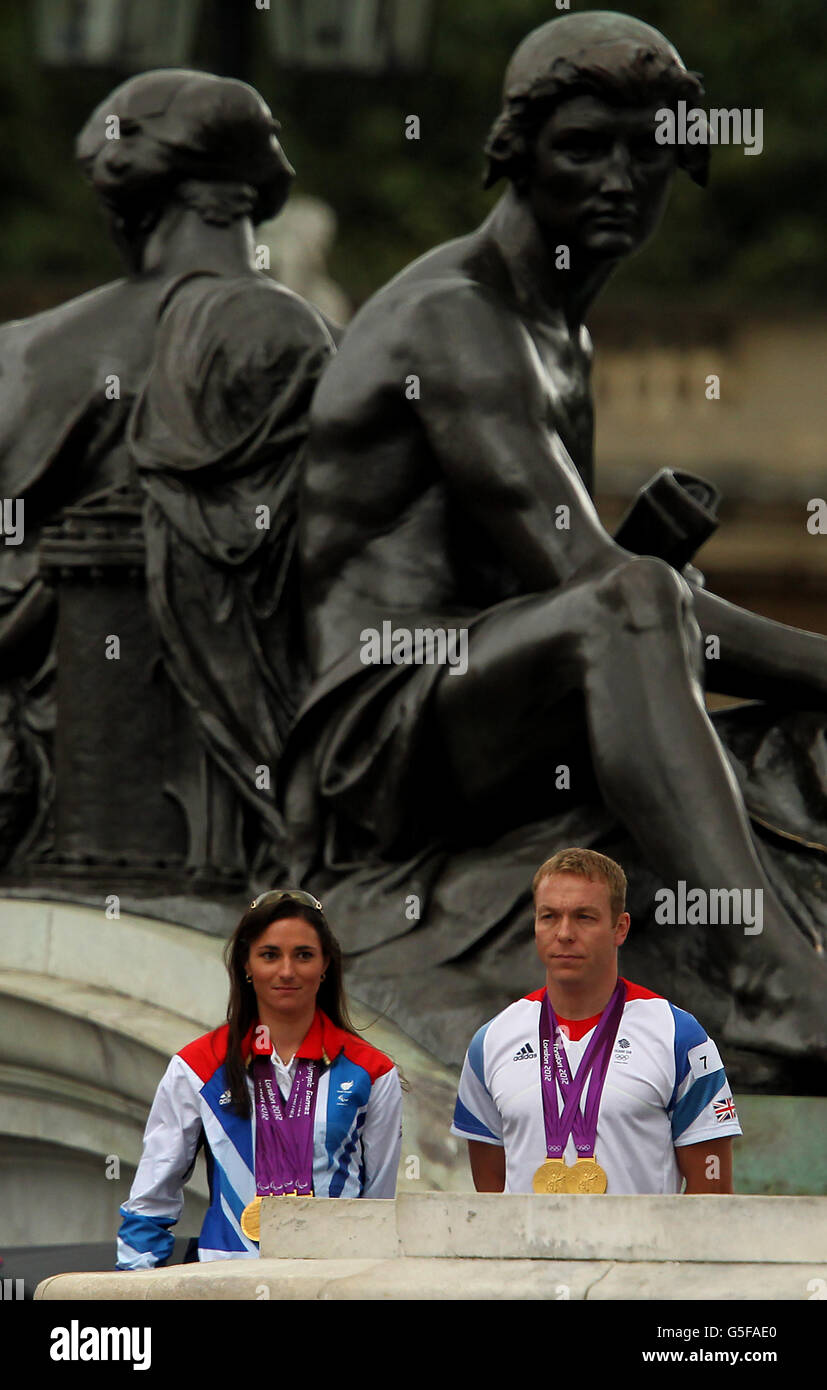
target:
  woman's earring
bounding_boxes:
[320,972,326,982]
[245,974,252,982]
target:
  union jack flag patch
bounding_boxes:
[714,1096,738,1122]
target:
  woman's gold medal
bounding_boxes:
[240,1195,263,1241]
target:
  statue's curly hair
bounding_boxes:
[484,42,710,192]
[76,69,295,246]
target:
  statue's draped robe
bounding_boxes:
[129,272,334,873]
[0,269,333,871]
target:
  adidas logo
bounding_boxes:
[218,1089,231,1106]
[513,1043,537,1062]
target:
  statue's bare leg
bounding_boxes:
[433,556,827,1060]
[692,586,827,705]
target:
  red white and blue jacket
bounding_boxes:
[117,1010,402,1267]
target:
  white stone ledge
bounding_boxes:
[34,1193,827,1300]
[35,1259,825,1302]
[0,970,205,1064]
[0,901,227,1023]
[258,1193,826,1265]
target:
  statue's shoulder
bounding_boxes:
[388,234,509,311]
[344,234,518,363]
[0,277,143,350]
[160,271,335,354]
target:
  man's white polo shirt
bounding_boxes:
[451,978,742,1193]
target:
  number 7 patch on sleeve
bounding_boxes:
[687,1038,723,1081]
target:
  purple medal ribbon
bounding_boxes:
[252,1054,319,1197]
[538,978,626,1161]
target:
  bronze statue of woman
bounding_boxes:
[0,70,334,878]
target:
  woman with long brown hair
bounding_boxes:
[117,890,402,1267]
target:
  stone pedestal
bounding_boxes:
[34,1193,827,1300]
[38,495,187,880]
[34,495,246,891]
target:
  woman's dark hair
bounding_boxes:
[223,896,359,1116]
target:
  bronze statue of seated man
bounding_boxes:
[284,12,827,1081]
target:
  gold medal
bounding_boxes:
[240,1195,262,1242]
[532,1158,568,1194]
[562,1157,608,1194]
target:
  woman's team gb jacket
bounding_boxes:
[117,1010,402,1267]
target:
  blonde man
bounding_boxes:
[452,848,741,1194]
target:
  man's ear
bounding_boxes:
[615,912,631,947]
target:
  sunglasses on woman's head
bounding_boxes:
[249,888,324,913]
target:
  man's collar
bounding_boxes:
[242,1009,347,1066]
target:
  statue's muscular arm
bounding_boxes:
[390,281,827,708]
[402,282,626,590]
